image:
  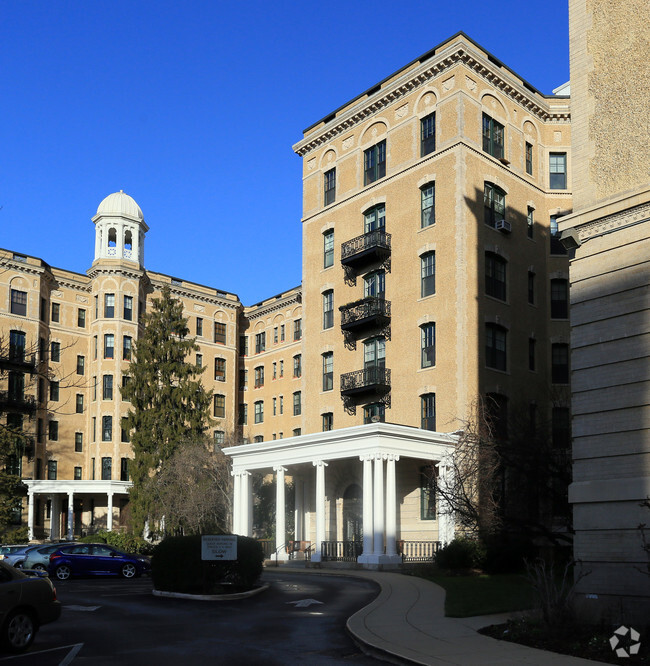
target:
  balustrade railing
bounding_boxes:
[0,392,37,411]
[321,540,363,562]
[399,540,440,562]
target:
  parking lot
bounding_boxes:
[2,571,381,665]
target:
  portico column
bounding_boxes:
[311,460,328,562]
[232,471,242,534]
[361,455,374,556]
[51,496,60,539]
[240,471,252,537]
[67,492,74,540]
[107,492,114,532]
[274,466,288,560]
[294,478,303,542]
[385,454,400,556]
[436,461,455,546]
[27,491,34,541]
[373,455,385,556]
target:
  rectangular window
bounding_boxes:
[484,182,506,228]
[51,341,61,362]
[322,352,333,391]
[75,432,83,453]
[121,375,131,399]
[552,407,571,449]
[273,327,278,344]
[50,380,60,402]
[240,335,248,356]
[123,296,133,321]
[76,394,84,413]
[238,403,248,426]
[364,140,386,185]
[420,112,436,157]
[525,142,533,175]
[254,366,264,388]
[104,334,114,359]
[323,229,334,268]
[213,430,225,450]
[552,343,570,384]
[10,289,27,316]
[551,279,569,319]
[239,368,247,389]
[123,336,132,360]
[214,322,226,345]
[485,253,507,301]
[323,290,334,329]
[94,295,99,319]
[49,421,59,441]
[273,397,277,416]
[77,355,85,375]
[78,308,86,328]
[364,403,385,424]
[74,467,82,481]
[420,467,436,519]
[486,324,507,371]
[102,416,112,441]
[280,360,284,377]
[421,252,435,297]
[324,168,336,206]
[214,357,226,381]
[51,302,60,323]
[9,330,26,361]
[364,204,385,233]
[421,323,435,368]
[293,428,301,437]
[550,215,567,255]
[527,206,534,239]
[92,417,96,442]
[293,391,301,416]
[93,335,98,359]
[213,394,225,418]
[40,298,47,322]
[293,355,301,378]
[528,338,536,371]
[421,393,436,431]
[195,353,203,368]
[293,319,302,341]
[104,293,115,318]
[482,113,504,159]
[528,271,535,305]
[101,457,112,481]
[421,183,435,228]
[280,325,285,342]
[121,458,130,482]
[549,152,567,189]
[255,332,266,354]
[322,413,333,432]
[196,317,203,336]
[121,418,130,443]
[254,401,264,424]
[272,362,277,379]
[103,374,113,400]
[92,376,97,401]
[48,460,57,480]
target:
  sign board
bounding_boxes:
[201,535,237,561]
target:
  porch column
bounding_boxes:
[274,466,288,561]
[311,460,327,562]
[67,492,74,540]
[361,455,374,557]
[107,492,114,531]
[436,461,455,546]
[27,491,34,541]
[373,454,385,556]
[385,454,400,556]
[51,496,60,540]
[294,478,303,542]
[232,471,241,534]
[240,471,252,537]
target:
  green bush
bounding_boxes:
[152,535,264,594]
[436,538,486,570]
[1,526,29,544]
[78,531,154,555]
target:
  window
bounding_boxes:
[323,229,334,268]
[421,252,435,297]
[196,353,203,368]
[239,368,247,388]
[121,418,130,442]
[121,458,130,481]
[123,296,133,321]
[293,428,301,437]
[93,335,98,359]
[483,182,506,228]
[421,183,435,228]
[485,323,507,371]
[525,142,533,175]
[74,467,82,481]
[51,341,61,362]
[293,391,301,416]
[323,290,334,329]
[254,366,264,388]
[102,416,113,441]
[528,271,535,305]
[92,417,96,442]
[420,466,436,520]
[550,216,567,255]
[364,204,385,233]
[322,352,333,391]
[528,338,536,371]
[324,168,336,206]
[421,393,436,431]
[551,279,569,319]
[552,407,571,449]
[76,394,84,413]
[280,325,285,342]
[94,295,98,319]
[364,337,385,370]
[104,293,115,318]
[273,397,277,415]
[50,381,60,402]
[51,302,60,323]
[420,112,436,156]
[549,153,567,189]
[48,461,57,480]
[195,317,203,336]
[364,270,385,298]
[321,412,333,431]
[123,336,132,360]
[421,323,435,368]
[363,403,385,423]
[255,332,266,354]
[293,319,302,341]
[552,343,570,384]
[101,457,112,481]
[240,335,248,356]
[9,330,25,361]
[254,401,264,424]
[293,354,302,378]
[121,375,131,398]
[214,322,226,344]
[482,113,504,159]
[75,432,83,453]
[254,435,264,443]
[77,308,86,328]
[213,430,225,450]
[77,355,85,375]
[213,394,225,418]
[364,140,386,185]
[103,375,113,400]
[238,404,248,426]
[91,458,95,480]
[104,334,114,359]
[49,421,59,441]
[279,395,284,414]
[10,289,27,316]
[485,252,507,301]
[214,358,226,381]
[527,207,534,239]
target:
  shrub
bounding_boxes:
[1,526,29,544]
[152,535,264,594]
[78,531,154,555]
[483,534,535,574]
[435,538,485,570]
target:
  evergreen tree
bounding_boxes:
[121,286,212,535]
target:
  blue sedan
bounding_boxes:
[47,544,150,580]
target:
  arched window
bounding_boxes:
[124,230,133,250]
[108,228,117,247]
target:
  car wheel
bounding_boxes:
[3,610,35,653]
[32,564,46,572]
[121,563,137,579]
[13,561,23,570]
[55,565,71,581]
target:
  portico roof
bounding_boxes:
[24,479,132,495]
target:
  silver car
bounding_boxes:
[22,543,75,571]
[0,546,37,569]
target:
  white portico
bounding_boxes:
[225,423,457,567]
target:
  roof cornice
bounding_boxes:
[245,292,302,319]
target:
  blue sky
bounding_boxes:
[1,1,569,305]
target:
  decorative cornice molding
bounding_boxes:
[86,265,145,282]
[148,278,241,310]
[246,293,302,319]
[576,201,650,243]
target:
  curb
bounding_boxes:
[152,582,270,601]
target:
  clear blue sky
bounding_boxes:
[1,1,569,305]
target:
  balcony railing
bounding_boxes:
[340,230,391,267]
[321,540,363,562]
[0,353,37,373]
[340,297,391,331]
[399,540,440,562]
[0,392,37,412]
[340,367,391,396]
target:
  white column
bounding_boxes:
[294,478,303,542]
[240,471,251,537]
[51,496,60,540]
[360,455,374,559]
[373,455,385,556]
[436,461,455,546]
[232,471,241,534]
[274,466,288,561]
[67,492,74,540]
[107,492,114,532]
[311,460,327,562]
[385,454,400,556]
[27,491,34,541]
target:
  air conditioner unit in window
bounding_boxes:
[495,219,512,233]
[215,376,226,382]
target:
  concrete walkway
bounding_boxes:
[266,566,608,665]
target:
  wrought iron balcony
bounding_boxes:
[0,392,37,413]
[340,230,391,268]
[340,366,391,396]
[340,297,390,332]
[0,353,36,373]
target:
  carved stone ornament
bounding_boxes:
[307,158,316,171]
[52,290,63,298]
[465,76,476,91]
[75,295,89,303]
[442,76,455,92]
[554,131,562,142]
[578,202,650,243]
[194,304,205,313]
[395,103,408,119]
[342,136,354,150]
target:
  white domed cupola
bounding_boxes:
[92,190,149,266]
